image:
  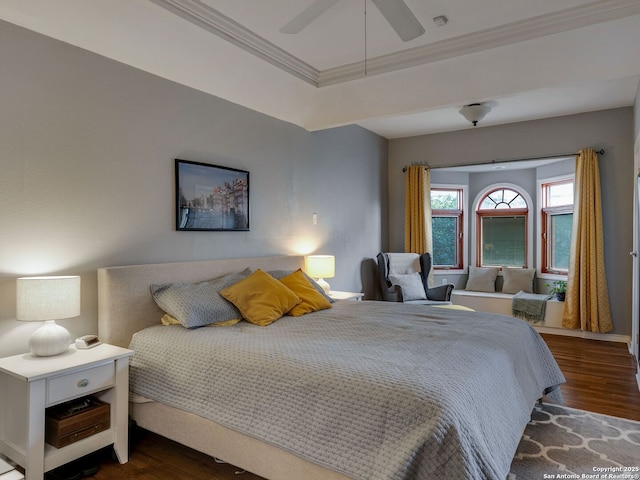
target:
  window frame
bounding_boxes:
[430,184,467,274]
[471,183,534,269]
[537,175,574,278]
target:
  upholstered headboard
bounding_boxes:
[97,256,305,348]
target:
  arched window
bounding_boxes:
[476,187,529,268]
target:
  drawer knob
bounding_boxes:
[77,379,89,388]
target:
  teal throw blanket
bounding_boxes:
[512,291,552,323]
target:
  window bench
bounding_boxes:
[450,290,564,328]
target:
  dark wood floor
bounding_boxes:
[540,333,640,421]
[71,334,640,479]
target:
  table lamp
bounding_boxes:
[305,255,335,294]
[16,275,81,356]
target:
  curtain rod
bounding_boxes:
[402,149,605,172]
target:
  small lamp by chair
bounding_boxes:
[305,255,335,294]
[16,276,81,357]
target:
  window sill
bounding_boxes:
[433,269,465,275]
[538,272,568,281]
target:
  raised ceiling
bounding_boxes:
[1,0,639,138]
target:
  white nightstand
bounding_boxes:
[0,344,134,480]
[329,291,364,301]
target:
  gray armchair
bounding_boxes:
[377,252,454,304]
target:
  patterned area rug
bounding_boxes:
[509,403,640,480]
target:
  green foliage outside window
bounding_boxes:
[431,190,460,267]
[433,217,457,266]
[551,213,572,270]
[431,192,458,209]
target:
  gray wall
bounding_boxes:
[389,108,635,336]
[0,21,387,356]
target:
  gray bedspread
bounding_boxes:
[129,301,564,480]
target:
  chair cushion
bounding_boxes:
[404,300,452,305]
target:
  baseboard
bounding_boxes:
[533,325,631,345]
[636,370,640,392]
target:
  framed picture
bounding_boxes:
[175,159,249,231]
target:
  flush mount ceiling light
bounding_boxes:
[459,103,492,126]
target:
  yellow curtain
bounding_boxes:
[562,148,613,333]
[404,166,433,284]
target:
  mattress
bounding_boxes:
[129,301,564,480]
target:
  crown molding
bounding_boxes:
[150,0,640,88]
[319,0,640,85]
[149,0,320,86]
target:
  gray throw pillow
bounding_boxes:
[151,268,251,328]
[502,267,536,294]
[465,266,499,292]
[388,273,427,301]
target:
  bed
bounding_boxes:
[97,255,565,480]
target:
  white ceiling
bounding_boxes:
[1,0,639,139]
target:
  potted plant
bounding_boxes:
[546,280,567,301]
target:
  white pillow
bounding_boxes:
[388,273,427,301]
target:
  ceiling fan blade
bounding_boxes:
[371,0,425,41]
[279,0,341,34]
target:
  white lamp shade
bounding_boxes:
[16,276,81,321]
[16,276,80,357]
[305,255,335,279]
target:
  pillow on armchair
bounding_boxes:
[388,273,427,301]
[377,252,453,303]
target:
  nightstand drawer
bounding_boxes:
[47,363,115,405]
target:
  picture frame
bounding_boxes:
[175,159,250,231]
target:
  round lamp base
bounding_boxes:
[29,320,71,356]
[316,278,331,294]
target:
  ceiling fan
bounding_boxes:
[279,0,425,42]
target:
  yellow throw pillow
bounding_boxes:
[279,269,332,317]
[161,313,181,325]
[220,269,301,326]
[160,313,240,327]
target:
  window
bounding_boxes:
[476,187,529,268]
[430,188,463,269]
[541,179,573,274]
